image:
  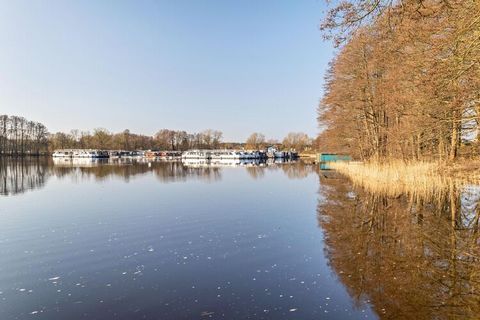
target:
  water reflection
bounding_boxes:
[0,158,51,196]
[1,158,309,196]
[318,172,480,319]
[3,158,367,320]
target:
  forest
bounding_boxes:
[317,0,479,162]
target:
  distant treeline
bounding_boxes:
[1,114,314,155]
[317,0,479,161]
[51,129,313,152]
[0,115,49,155]
[245,132,313,152]
[50,128,225,151]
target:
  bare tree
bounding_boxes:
[246,133,266,150]
[282,132,311,152]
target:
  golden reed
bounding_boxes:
[329,161,479,201]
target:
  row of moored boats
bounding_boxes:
[52,149,298,160]
[52,149,181,159]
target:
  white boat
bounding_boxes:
[181,150,212,160]
[210,150,242,160]
[132,151,145,158]
[108,151,121,158]
[76,149,109,158]
[244,151,254,159]
[238,151,248,159]
[52,150,74,158]
[243,151,261,159]
[52,149,109,158]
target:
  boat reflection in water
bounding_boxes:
[54,157,224,184]
[181,158,266,168]
[52,157,110,167]
[318,171,480,319]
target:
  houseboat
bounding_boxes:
[145,150,182,160]
[182,150,212,160]
[82,150,108,158]
[264,147,298,159]
[108,150,121,158]
[144,150,160,158]
[161,151,182,160]
[52,150,74,158]
[243,151,265,159]
[52,149,109,158]
[210,150,243,160]
[126,151,145,158]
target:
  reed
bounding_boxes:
[328,160,477,201]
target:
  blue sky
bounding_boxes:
[0,0,333,141]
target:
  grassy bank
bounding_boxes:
[329,160,480,200]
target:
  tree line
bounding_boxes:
[317,0,479,161]
[49,128,225,151]
[0,115,49,155]
[0,116,227,154]
[52,129,314,152]
[245,132,313,152]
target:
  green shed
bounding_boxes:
[318,153,351,163]
[318,153,351,170]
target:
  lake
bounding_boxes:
[0,158,479,319]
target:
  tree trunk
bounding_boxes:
[449,110,459,161]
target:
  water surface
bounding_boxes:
[0,158,374,319]
[3,158,479,319]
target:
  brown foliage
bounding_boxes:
[318,0,480,161]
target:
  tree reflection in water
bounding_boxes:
[318,172,480,319]
[0,157,51,196]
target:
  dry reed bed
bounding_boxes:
[329,161,480,201]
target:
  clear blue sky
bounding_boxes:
[0,0,333,142]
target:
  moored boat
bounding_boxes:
[52,149,109,158]
[210,150,241,160]
[181,150,212,160]
[52,150,74,158]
